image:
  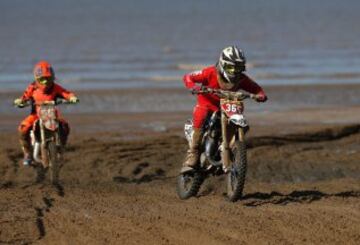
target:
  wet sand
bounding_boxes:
[1,84,360,244]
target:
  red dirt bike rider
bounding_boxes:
[13,61,79,166]
[182,45,268,173]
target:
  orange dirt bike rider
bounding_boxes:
[13,61,79,166]
[181,45,268,173]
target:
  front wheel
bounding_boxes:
[226,140,247,202]
[48,141,59,185]
[176,171,204,200]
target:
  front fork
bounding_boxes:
[221,113,245,170]
[221,112,230,170]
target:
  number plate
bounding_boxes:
[38,105,58,131]
[221,101,243,117]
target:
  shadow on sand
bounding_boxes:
[53,183,65,197]
[242,190,360,207]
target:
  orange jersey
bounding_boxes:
[21,82,75,114]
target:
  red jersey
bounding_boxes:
[183,65,266,110]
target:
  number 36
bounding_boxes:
[225,104,237,112]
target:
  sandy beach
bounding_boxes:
[1,84,359,244]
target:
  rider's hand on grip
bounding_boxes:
[254,93,267,103]
[191,86,202,94]
[14,98,25,108]
[69,96,79,104]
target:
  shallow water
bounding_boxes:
[1,0,360,91]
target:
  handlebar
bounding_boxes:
[191,87,256,101]
[14,98,78,108]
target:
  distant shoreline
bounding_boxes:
[2,81,360,94]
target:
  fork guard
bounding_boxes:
[33,142,42,163]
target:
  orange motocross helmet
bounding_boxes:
[33,61,55,86]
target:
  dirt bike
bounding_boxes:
[16,99,76,184]
[176,87,257,202]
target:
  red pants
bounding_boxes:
[192,104,218,129]
[18,114,70,138]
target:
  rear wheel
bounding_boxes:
[176,171,204,200]
[226,140,247,202]
[48,141,59,185]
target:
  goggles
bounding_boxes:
[223,63,245,76]
[38,77,53,85]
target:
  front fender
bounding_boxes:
[229,114,248,128]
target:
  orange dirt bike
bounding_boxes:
[176,87,258,202]
[16,99,77,184]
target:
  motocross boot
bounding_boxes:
[181,128,202,173]
[19,133,33,166]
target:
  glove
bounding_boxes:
[191,86,202,94]
[69,96,79,104]
[14,98,25,108]
[255,94,268,103]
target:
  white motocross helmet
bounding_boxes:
[217,45,246,84]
